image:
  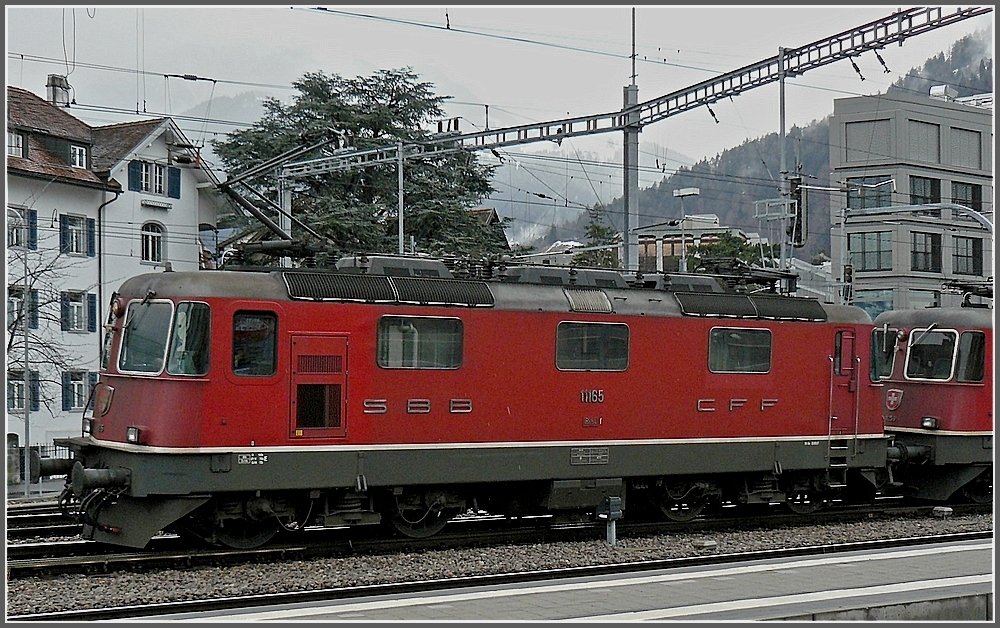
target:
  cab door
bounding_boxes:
[290,334,348,439]
[829,329,860,436]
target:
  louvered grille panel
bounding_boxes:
[564,288,613,313]
[391,277,494,307]
[675,292,757,318]
[297,355,343,373]
[750,295,827,321]
[284,272,396,302]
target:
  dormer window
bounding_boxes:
[7,131,24,157]
[70,144,88,168]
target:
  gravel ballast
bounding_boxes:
[6,513,992,616]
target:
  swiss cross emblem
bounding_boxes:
[886,389,904,411]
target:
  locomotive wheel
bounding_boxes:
[961,469,993,505]
[214,518,280,549]
[390,508,452,538]
[657,482,707,522]
[786,491,825,515]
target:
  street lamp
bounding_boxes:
[673,188,700,271]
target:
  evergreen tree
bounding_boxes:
[572,205,620,268]
[213,69,505,261]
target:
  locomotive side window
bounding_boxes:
[955,331,986,382]
[708,328,771,373]
[904,328,956,380]
[555,322,629,371]
[119,301,173,374]
[377,316,462,369]
[870,328,897,380]
[233,311,277,377]
[166,302,210,376]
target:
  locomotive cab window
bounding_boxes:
[709,328,771,373]
[233,312,277,377]
[377,316,462,369]
[166,302,210,376]
[119,300,173,374]
[556,322,629,371]
[904,328,956,380]
[870,327,898,380]
[955,331,986,382]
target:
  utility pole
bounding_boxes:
[20,217,30,496]
[397,140,404,254]
[622,7,639,270]
[778,46,789,274]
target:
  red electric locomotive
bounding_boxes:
[59,256,890,548]
[873,303,993,504]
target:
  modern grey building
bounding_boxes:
[829,87,993,318]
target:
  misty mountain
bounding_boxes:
[540,30,994,259]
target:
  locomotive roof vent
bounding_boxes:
[675,291,828,321]
[336,254,453,279]
[503,265,628,289]
[642,274,728,293]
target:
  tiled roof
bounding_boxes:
[7,134,119,190]
[6,86,91,141]
[91,119,167,173]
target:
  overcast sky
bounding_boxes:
[5,5,994,173]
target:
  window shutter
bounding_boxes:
[86,218,96,257]
[60,215,69,253]
[128,160,142,191]
[29,370,40,412]
[167,167,181,199]
[62,372,72,411]
[27,209,38,250]
[28,290,38,329]
[87,372,99,410]
[87,293,98,332]
[60,292,70,331]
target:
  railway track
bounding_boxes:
[7,501,991,578]
[9,529,993,622]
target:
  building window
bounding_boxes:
[846,176,892,209]
[142,162,166,194]
[8,371,26,411]
[70,145,87,169]
[909,176,941,205]
[8,207,25,248]
[7,370,38,412]
[708,328,771,374]
[60,214,93,255]
[848,231,892,271]
[141,223,164,263]
[951,128,982,169]
[911,232,941,272]
[7,131,24,157]
[953,236,984,276]
[908,120,940,163]
[377,316,463,370]
[853,289,893,321]
[951,182,983,213]
[7,285,24,330]
[908,289,940,310]
[63,372,90,410]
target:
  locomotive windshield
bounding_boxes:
[870,327,897,380]
[119,300,211,375]
[904,328,957,380]
[166,302,211,375]
[119,301,173,373]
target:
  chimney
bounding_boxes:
[46,74,71,107]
